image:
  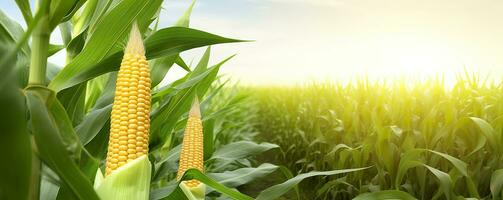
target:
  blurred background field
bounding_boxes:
[231,75,503,199]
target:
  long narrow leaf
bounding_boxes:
[26,87,99,200]
[256,167,371,200]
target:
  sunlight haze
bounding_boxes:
[4,0,503,85]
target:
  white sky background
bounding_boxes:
[3,0,503,85]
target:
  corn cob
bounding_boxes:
[176,98,204,188]
[105,23,151,176]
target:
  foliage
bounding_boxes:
[1,1,372,199]
[252,76,503,199]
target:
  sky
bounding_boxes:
[3,0,503,85]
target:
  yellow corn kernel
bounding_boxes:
[176,98,204,187]
[105,23,151,176]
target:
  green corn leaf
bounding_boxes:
[0,10,30,56]
[491,169,503,200]
[48,44,64,56]
[77,104,112,144]
[84,120,110,163]
[152,145,181,182]
[191,46,211,78]
[470,117,499,154]
[153,56,233,100]
[72,0,99,35]
[26,87,99,200]
[84,73,109,111]
[40,177,59,200]
[426,149,468,176]
[79,0,114,36]
[155,185,189,200]
[50,27,243,93]
[65,30,86,60]
[75,73,116,145]
[423,165,452,200]
[256,167,371,200]
[145,28,242,61]
[179,169,254,200]
[210,141,278,161]
[353,190,417,200]
[48,0,84,29]
[150,55,178,87]
[175,55,191,72]
[49,0,164,92]
[275,166,299,199]
[208,163,279,189]
[0,60,30,200]
[150,57,232,149]
[57,83,87,126]
[150,0,195,87]
[202,118,215,160]
[15,0,32,23]
[174,0,195,27]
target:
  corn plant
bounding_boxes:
[253,76,503,199]
[0,1,372,200]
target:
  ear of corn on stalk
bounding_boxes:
[94,22,152,200]
[177,97,205,200]
[105,22,151,175]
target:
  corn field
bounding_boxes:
[253,77,503,199]
[0,0,502,200]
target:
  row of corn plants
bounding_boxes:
[252,75,503,199]
[0,0,375,199]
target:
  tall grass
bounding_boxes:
[252,76,503,199]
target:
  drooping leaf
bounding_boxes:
[470,117,499,154]
[26,87,99,200]
[426,149,467,176]
[208,163,278,189]
[256,167,371,200]
[210,141,278,161]
[423,165,452,200]
[179,169,254,200]
[353,190,417,200]
[50,27,243,92]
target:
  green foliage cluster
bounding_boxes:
[253,76,503,199]
[1,1,372,199]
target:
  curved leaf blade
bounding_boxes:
[50,27,243,92]
[181,169,254,200]
[353,190,417,200]
[26,88,99,200]
[256,167,371,200]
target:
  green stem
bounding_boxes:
[27,2,50,199]
[28,16,50,86]
[29,136,41,200]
